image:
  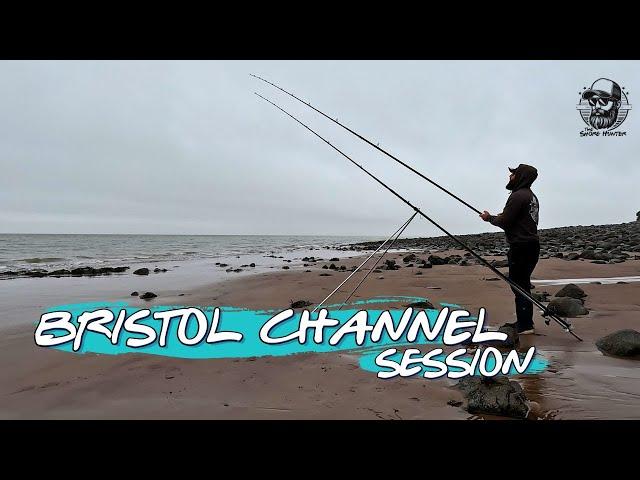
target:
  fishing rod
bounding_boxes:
[255,92,583,342]
[250,74,482,215]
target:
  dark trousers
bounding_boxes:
[507,241,540,329]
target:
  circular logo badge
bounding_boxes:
[577,78,631,131]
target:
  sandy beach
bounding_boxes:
[1,251,638,420]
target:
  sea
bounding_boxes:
[0,234,381,327]
[0,234,380,273]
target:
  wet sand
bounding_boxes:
[0,254,638,419]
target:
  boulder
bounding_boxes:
[547,297,588,317]
[290,300,312,309]
[404,300,435,309]
[579,249,597,260]
[133,268,150,275]
[71,267,97,276]
[130,291,139,296]
[482,324,520,349]
[139,292,157,300]
[384,259,399,270]
[596,329,640,357]
[427,255,447,266]
[491,259,510,268]
[48,269,71,276]
[456,376,529,419]
[403,253,417,263]
[554,283,587,299]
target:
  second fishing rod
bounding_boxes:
[255,92,582,342]
[251,74,483,216]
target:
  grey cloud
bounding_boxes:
[0,60,638,235]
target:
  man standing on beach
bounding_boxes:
[480,164,540,335]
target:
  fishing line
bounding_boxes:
[255,93,582,341]
[251,73,482,215]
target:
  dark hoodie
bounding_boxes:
[488,164,539,244]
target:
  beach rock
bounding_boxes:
[456,376,529,419]
[384,259,400,270]
[282,266,289,269]
[218,263,229,268]
[133,268,150,275]
[130,291,139,296]
[71,267,97,276]
[418,261,432,269]
[596,329,640,357]
[319,273,332,276]
[405,300,435,309]
[491,259,509,268]
[547,297,588,317]
[329,257,339,262]
[328,263,337,270]
[554,283,587,299]
[579,249,597,260]
[322,265,328,269]
[153,268,168,273]
[250,263,255,267]
[290,300,312,309]
[48,269,71,276]
[110,266,129,273]
[481,324,520,349]
[139,292,157,300]
[565,252,580,261]
[403,253,417,262]
[427,255,447,266]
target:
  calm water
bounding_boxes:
[0,234,379,272]
[0,234,380,326]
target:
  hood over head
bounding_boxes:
[506,164,538,191]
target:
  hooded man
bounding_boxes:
[480,164,540,334]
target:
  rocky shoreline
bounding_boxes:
[343,220,640,265]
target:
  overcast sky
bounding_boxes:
[1,60,638,237]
